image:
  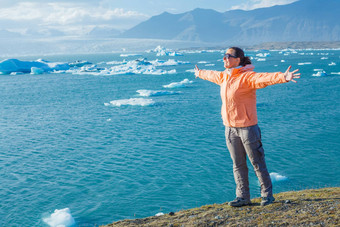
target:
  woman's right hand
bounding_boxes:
[195,65,200,78]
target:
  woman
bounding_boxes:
[195,47,300,207]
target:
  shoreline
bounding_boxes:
[103,187,340,226]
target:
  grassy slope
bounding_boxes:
[103,187,339,226]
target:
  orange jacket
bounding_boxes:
[198,66,287,127]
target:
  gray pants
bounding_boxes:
[225,124,272,200]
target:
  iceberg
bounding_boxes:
[163,79,193,88]
[43,208,75,227]
[270,173,288,183]
[68,60,92,67]
[298,62,312,65]
[256,53,271,57]
[0,59,70,75]
[105,98,155,107]
[136,89,180,97]
[146,46,182,56]
[30,67,44,75]
[69,58,176,76]
[312,70,328,77]
[150,59,189,67]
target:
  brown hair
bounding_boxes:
[229,47,252,66]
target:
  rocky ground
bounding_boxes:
[103,187,339,227]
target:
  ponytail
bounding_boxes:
[229,47,252,66]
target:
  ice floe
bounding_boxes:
[146,46,183,56]
[328,62,336,66]
[0,59,70,75]
[70,58,176,76]
[68,60,92,67]
[104,98,155,107]
[43,208,75,227]
[136,90,180,97]
[150,59,189,67]
[256,53,271,57]
[163,79,193,88]
[312,70,328,77]
[270,172,288,183]
[298,62,312,65]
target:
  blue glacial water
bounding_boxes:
[0,49,339,226]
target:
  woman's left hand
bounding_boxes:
[284,66,301,83]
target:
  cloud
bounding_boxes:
[0,2,149,33]
[231,0,297,10]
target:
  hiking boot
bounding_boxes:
[261,196,275,206]
[228,197,251,207]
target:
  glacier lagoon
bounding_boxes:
[0,48,339,226]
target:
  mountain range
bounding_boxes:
[120,0,340,45]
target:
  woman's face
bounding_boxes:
[223,49,240,69]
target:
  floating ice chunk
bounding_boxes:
[256,58,266,61]
[168,51,183,56]
[68,60,92,67]
[0,59,70,74]
[146,46,181,56]
[281,60,285,62]
[270,173,288,183]
[256,53,271,57]
[155,212,164,217]
[30,67,44,75]
[198,61,208,64]
[298,62,312,65]
[70,58,176,76]
[320,57,328,60]
[330,72,340,75]
[43,208,75,227]
[106,98,155,107]
[163,79,193,88]
[312,70,328,77]
[136,89,179,97]
[328,62,336,66]
[150,59,189,66]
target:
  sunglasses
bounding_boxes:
[224,53,238,59]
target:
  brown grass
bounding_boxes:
[103,187,340,227]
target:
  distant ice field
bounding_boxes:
[0,47,339,226]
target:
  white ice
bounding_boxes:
[146,46,182,56]
[150,59,189,66]
[105,98,155,107]
[163,79,193,88]
[136,89,180,97]
[0,59,70,75]
[70,58,176,76]
[155,212,164,217]
[256,53,271,57]
[270,172,288,183]
[298,62,312,65]
[43,208,75,227]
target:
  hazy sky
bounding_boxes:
[0,0,298,36]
